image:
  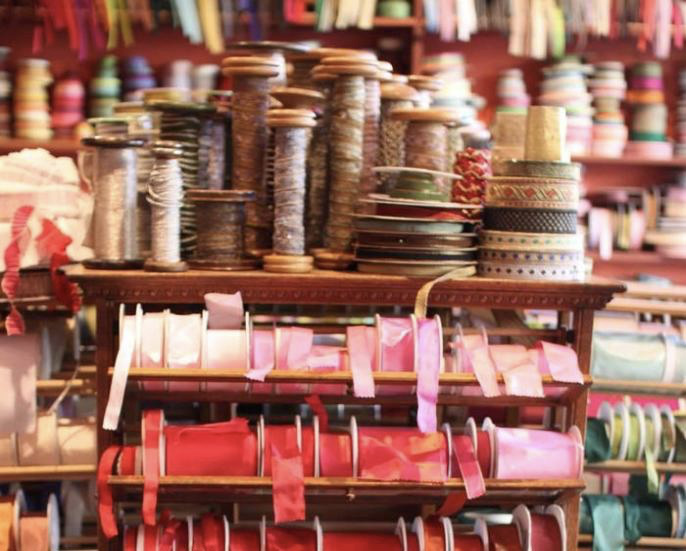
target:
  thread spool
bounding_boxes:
[524,106,568,162]
[360,58,382,208]
[186,189,257,270]
[223,56,280,252]
[79,136,144,269]
[318,56,378,266]
[289,47,361,90]
[492,111,527,161]
[144,141,188,272]
[230,41,309,87]
[207,90,234,189]
[264,109,317,273]
[408,75,443,108]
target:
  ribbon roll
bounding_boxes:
[347,325,377,398]
[318,432,354,477]
[475,430,492,477]
[490,345,543,398]
[492,425,582,480]
[160,517,189,551]
[118,445,139,475]
[274,327,314,395]
[262,421,314,477]
[140,312,165,392]
[584,417,611,463]
[142,410,163,526]
[56,417,96,465]
[453,534,484,551]
[265,526,317,551]
[231,529,260,551]
[308,345,347,396]
[206,329,249,392]
[406,532,420,551]
[204,292,244,329]
[529,513,563,551]
[416,316,442,434]
[17,411,59,466]
[0,496,13,551]
[535,341,583,384]
[166,313,202,392]
[486,524,522,551]
[421,519,446,551]
[19,515,49,551]
[358,426,447,482]
[193,514,225,551]
[455,332,500,398]
[249,329,276,394]
[322,532,404,551]
[143,524,158,550]
[123,526,137,551]
[377,316,415,396]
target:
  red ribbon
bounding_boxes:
[142,410,162,526]
[529,514,562,551]
[453,534,484,551]
[358,427,447,482]
[159,518,187,551]
[193,514,224,551]
[436,492,468,516]
[453,435,486,499]
[123,527,137,551]
[476,431,491,477]
[319,432,353,477]
[423,520,446,551]
[266,527,316,551]
[118,445,137,475]
[165,418,258,476]
[323,532,404,551]
[2,206,34,335]
[231,529,260,551]
[144,524,158,550]
[487,525,522,551]
[97,446,120,538]
[270,441,306,523]
[406,533,420,551]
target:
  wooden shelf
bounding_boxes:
[0,137,79,156]
[591,251,686,285]
[36,378,96,396]
[591,379,686,396]
[65,266,624,310]
[120,368,590,406]
[573,155,686,168]
[578,534,686,548]
[0,464,95,482]
[585,460,686,475]
[109,475,583,504]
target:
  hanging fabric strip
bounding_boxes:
[536,341,583,384]
[97,446,121,538]
[416,317,441,433]
[457,331,500,397]
[142,409,163,526]
[346,326,376,398]
[583,494,625,551]
[204,292,243,329]
[103,316,135,430]
[491,345,543,398]
[2,206,35,335]
[453,434,486,499]
[197,0,224,53]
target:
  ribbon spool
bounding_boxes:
[0,491,26,551]
[464,417,492,477]
[229,41,309,88]
[317,418,356,477]
[407,75,443,109]
[262,516,319,551]
[379,83,420,186]
[523,106,568,163]
[78,135,144,270]
[412,517,448,551]
[17,492,58,551]
[473,518,523,551]
[512,505,565,551]
[360,58,382,206]
[320,518,407,551]
[259,415,318,478]
[442,517,487,551]
[222,56,280,252]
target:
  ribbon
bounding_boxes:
[19,516,49,551]
[416,317,441,434]
[491,345,543,398]
[2,206,34,335]
[159,518,186,551]
[529,513,562,551]
[141,313,166,392]
[476,430,491,476]
[231,529,260,551]
[123,526,137,551]
[167,313,202,392]
[322,532,403,551]
[377,317,415,396]
[248,329,275,392]
[118,445,138,475]
[165,418,258,476]
[265,426,306,523]
[305,395,329,433]
[0,497,14,551]
[358,427,447,482]
[456,331,500,397]
[486,524,522,551]
[103,316,135,430]
[142,409,163,526]
[37,219,81,314]
[423,520,446,551]
[204,292,243,329]
[275,327,314,394]
[266,527,316,551]
[436,492,468,516]
[493,426,582,480]
[582,494,625,551]
[308,345,347,396]
[198,513,225,551]
[453,434,486,499]
[453,534,484,551]
[347,326,376,398]
[536,341,583,384]
[407,533,420,551]
[144,524,158,551]
[584,418,611,463]
[97,446,121,538]
[319,432,353,476]
[206,330,249,392]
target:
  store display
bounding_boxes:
[14,58,52,141]
[645,178,686,257]
[89,55,120,117]
[452,146,490,214]
[589,61,627,158]
[121,55,156,100]
[420,53,480,123]
[496,68,530,114]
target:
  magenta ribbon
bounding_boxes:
[378,317,415,396]
[416,317,441,434]
[275,327,314,394]
[346,326,377,398]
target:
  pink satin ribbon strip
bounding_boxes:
[249,329,276,393]
[347,326,377,398]
[458,334,500,397]
[206,329,248,392]
[378,317,415,396]
[490,345,543,398]
[275,327,313,395]
[535,341,583,384]
[308,345,347,395]
[204,292,243,329]
[453,434,486,499]
[416,317,441,433]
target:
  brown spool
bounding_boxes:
[378,84,419,178]
[408,75,443,108]
[223,59,280,251]
[270,87,325,109]
[288,47,360,89]
[186,189,257,271]
[228,42,308,86]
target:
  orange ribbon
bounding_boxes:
[19,516,49,551]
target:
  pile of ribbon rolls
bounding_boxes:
[112,506,567,550]
[0,491,60,551]
[105,293,585,434]
[97,411,584,532]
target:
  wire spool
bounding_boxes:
[318,56,378,265]
[144,141,188,272]
[78,135,144,269]
[223,56,280,252]
[264,109,317,273]
[186,189,257,270]
[408,75,443,108]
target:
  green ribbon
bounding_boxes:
[611,413,623,458]
[626,413,641,461]
[585,417,611,463]
[674,416,686,463]
[584,494,625,551]
[629,131,667,142]
[660,412,675,462]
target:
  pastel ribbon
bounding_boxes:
[140,313,165,392]
[452,434,486,499]
[17,411,59,466]
[275,327,314,395]
[487,524,522,551]
[249,329,275,392]
[318,432,353,476]
[0,333,38,435]
[204,292,243,330]
[347,326,376,398]
[416,317,441,433]
[308,345,347,396]
[530,513,562,551]
[57,418,96,465]
[19,516,49,551]
[167,313,202,392]
[103,316,135,430]
[266,527,316,551]
[358,427,447,482]
[493,427,582,480]
[377,317,415,396]
[97,446,120,538]
[456,333,500,397]
[582,494,625,550]
[206,329,249,392]
[490,345,543,398]
[536,341,583,384]
[142,409,163,526]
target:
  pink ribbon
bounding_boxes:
[536,341,583,384]
[457,332,500,397]
[416,317,441,434]
[275,327,313,395]
[452,434,486,499]
[204,292,244,329]
[378,317,415,396]
[206,330,249,392]
[167,314,202,392]
[308,345,347,395]
[346,326,377,398]
[2,206,34,335]
[248,329,275,393]
[490,345,544,398]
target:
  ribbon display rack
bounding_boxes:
[65,265,623,551]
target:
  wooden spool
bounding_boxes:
[270,87,325,109]
[408,75,443,108]
[228,41,308,86]
[288,47,361,89]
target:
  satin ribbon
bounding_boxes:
[275,327,314,395]
[19,515,49,551]
[17,411,59,466]
[582,495,625,551]
[2,205,35,335]
[319,432,353,476]
[423,520,446,551]
[123,527,137,551]
[322,531,403,551]
[142,409,163,526]
[118,445,138,475]
[141,313,165,392]
[266,527,316,551]
[536,341,583,384]
[347,326,376,398]
[264,425,306,523]
[0,497,14,551]
[204,292,243,330]
[584,417,611,463]
[487,524,522,551]
[456,332,500,397]
[231,529,260,551]
[104,315,135,430]
[308,345,347,396]
[529,514,562,551]
[206,329,249,392]
[377,317,415,396]
[144,524,158,551]
[249,329,275,393]
[407,533,420,551]
[358,427,447,482]
[194,514,225,551]
[159,518,188,551]
[167,313,202,392]
[57,418,96,465]
[97,446,121,538]
[493,426,582,480]
[416,317,441,434]
[453,534,484,551]
[490,345,543,398]
[476,430,491,476]
[452,434,486,499]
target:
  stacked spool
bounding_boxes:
[538,59,593,156]
[645,177,686,258]
[13,58,52,140]
[496,69,530,114]
[206,90,234,190]
[480,106,584,281]
[89,55,120,117]
[491,110,527,162]
[0,49,11,137]
[677,69,686,158]
[419,53,480,123]
[163,59,193,90]
[51,74,85,138]
[121,56,156,100]
[626,62,672,159]
[589,61,628,158]
[354,167,480,276]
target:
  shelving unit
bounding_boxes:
[65,265,623,551]
[0,465,96,482]
[578,534,686,549]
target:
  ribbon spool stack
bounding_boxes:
[496,68,530,114]
[207,90,234,190]
[222,55,280,253]
[453,146,491,215]
[360,58,384,206]
[78,135,144,270]
[538,59,593,156]
[677,69,686,158]
[147,101,216,258]
[491,110,526,162]
[162,59,193,90]
[51,74,85,138]
[589,61,628,158]
[13,58,53,141]
[316,54,378,270]
[625,61,672,159]
[645,178,686,258]
[421,53,481,124]
[191,64,220,99]
[480,106,584,281]
[89,55,120,117]
[0,48,10,137]
[230,41,309,88]
[353,167,480,276]
[264,108,316,273]
[121,55,156,100]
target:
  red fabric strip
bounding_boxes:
[530,514,562,551]
[319,432,353,477]
[263,425,298,477]
[322,532,403,551]
[142,410,162,526]
[453,435,486,499]
[118,445,137,475]
[423,520,446,551]
[97,446,120,538]
[270,441,306,523]
[453,534,484,551]
[144,524,158,550]
[123,527,137,551]
[230,529,260,551]
[2,206,34,335]
[301,426,316,477]
[406,534,420,551]
[305,394,329,433]
[436,491,467,516]
[266,527,316,551]
[199,513,224,551]
[476,431,491,477]
[159,518,181,551]
[488,525,522,551]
